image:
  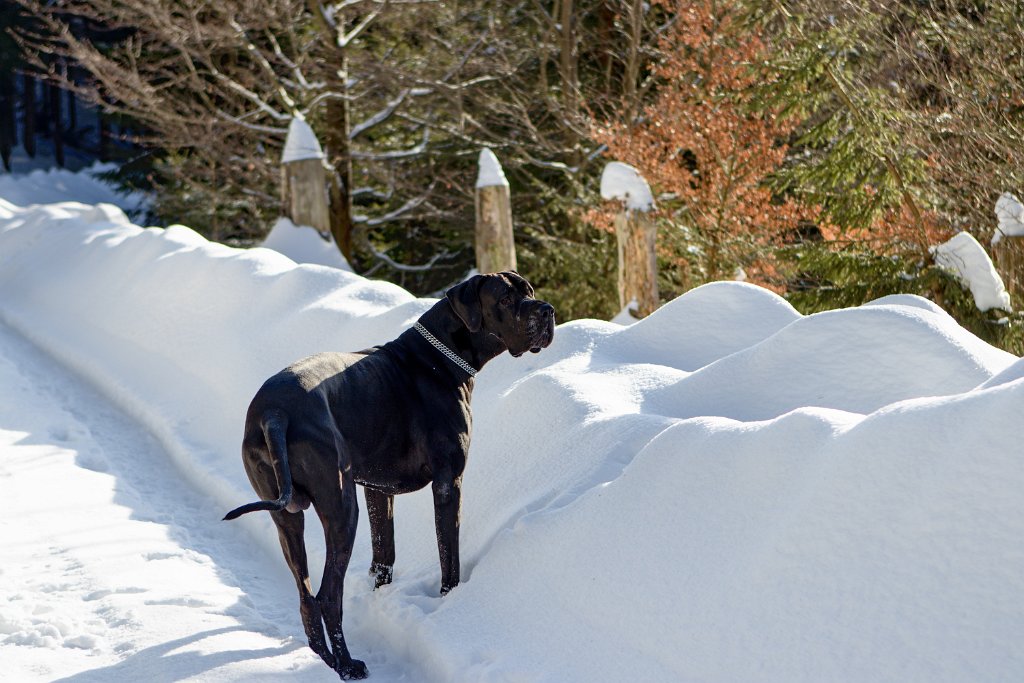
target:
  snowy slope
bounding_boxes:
[2,197,1024,682]
[0,319,359,682]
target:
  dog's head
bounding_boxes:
[445,272,555,357]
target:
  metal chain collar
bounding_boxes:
[413,322,477,377]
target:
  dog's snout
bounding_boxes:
[527,301,556,354]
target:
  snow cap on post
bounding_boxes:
[281,115,324,164]
[931,231,1012,312]
[992,192,1024,246]
[600,161,654,212]
[476,148,509,189]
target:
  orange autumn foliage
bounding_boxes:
[592,0,816,290]
[820,203,952,258]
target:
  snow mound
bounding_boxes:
[644,304,1014,421]
[992,191,1024,245]
[932,231,1011,311]
[260,217,352,270]
[865,292,947,315]
[3,197,1024,682]
[0,162,148,215]
[0,200,427,527]
[976,354,1024,389]
[606,281,801,370]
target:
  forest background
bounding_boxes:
[3,0,1023,351]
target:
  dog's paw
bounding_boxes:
[336,657,368,680]
[440,582,458,596]
[369,562,393,589]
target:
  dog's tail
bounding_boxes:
[222,410,293,521]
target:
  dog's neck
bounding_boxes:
[410,299,507,380]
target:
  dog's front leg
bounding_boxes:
[364,486,395,588]
[432,474,462,595]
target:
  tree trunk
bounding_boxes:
[623,0,643,122]
[615,210,658,318]
[558,0,577,118]
[326,90,354,263]
[0,67,14,171]
[305,0,355,264]
[49,82,63,167]
[22,73,35,158]
[98,108,109,161]
[993,236,1024,310]
[557,0,580,162]
[597,1,616,94]
[66,88,77,135]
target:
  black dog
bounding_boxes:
[223,272,555,680]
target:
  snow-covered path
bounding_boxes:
[4,186,1024,681]
[0,319,413,682]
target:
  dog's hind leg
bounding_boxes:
[270,509,336,670]
[364,487,395,588]
[315,469,367,680]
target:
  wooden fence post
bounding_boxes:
[601,162,657,319]
[475,148,517,273]
[993,193,1024,309]
[992,236,1024,308]
[280,115,332,237]
[614,210,658,318]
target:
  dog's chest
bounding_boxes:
[346,388,470,494]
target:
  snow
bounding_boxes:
[260,217,352,270]
[610,298,639,325]
[931,230,1012,311]
[475,148,509,189]
[0,319,339,680]
[0,161,148,216]
[600,161,654,212]
[992,192,1024,245]
[281,116,325,164]
[2,170,1024,681]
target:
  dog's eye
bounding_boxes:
[500,294,513,307]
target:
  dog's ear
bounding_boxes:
[446,275,484,332]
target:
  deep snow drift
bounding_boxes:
[261,217,352,271]
[0,163,149,216]
[2,197,1024,682]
